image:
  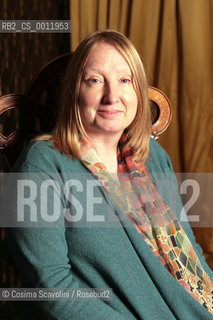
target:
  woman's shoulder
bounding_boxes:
[13,140,58,171]
[13,140,82,174]
[18,140,55,160]
[146,137,174,173]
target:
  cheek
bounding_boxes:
[127,90,138,123]
[127,89,138,111]
[79,91,96,123]
[132,94,138,109]
[79,90,100,113]
[79,87,88,107]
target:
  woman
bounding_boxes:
[9,30,213,319]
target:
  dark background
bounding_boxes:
[0,1,70,318]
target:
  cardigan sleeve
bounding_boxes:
[7,161,130,320]
[147,138,213,282]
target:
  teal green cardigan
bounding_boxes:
[8,138,213,319]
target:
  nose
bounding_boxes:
[102,82,119,105]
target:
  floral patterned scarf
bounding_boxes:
[80,134,213,314]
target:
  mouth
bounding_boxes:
[97,110,123,118]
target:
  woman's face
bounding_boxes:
[79,42,138,139]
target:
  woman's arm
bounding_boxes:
[7,161,130,320]
[147,138,213,281]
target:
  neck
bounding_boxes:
[86,132,122,173]
[87,132,121,155]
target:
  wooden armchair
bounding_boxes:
[0,53,172,171]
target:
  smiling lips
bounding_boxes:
[97,110,123,118]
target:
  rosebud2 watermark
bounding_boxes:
[0,172,212,228]
[0,288,112,301]
[17,179,104,223]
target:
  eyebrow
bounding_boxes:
[83,67,131,74]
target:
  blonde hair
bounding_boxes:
[40,30,151,162]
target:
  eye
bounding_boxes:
[121,78,131,84]
[87,78,103,85]
[90,78,99,83]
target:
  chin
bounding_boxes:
[99,126,125,134]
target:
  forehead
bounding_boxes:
[84,42,131,72]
